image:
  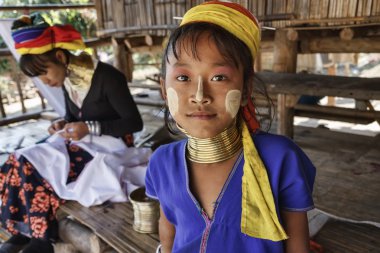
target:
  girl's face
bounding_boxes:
[162,34,245,139]
[38,62,66,87]
[38,50,67,87]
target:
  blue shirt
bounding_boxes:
[145,131,315,253]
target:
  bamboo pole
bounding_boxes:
[0,3,95,11]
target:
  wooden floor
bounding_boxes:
[293,126,380,224]
[313,220,380,253]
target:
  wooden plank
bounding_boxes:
[0,112,42,127]
[258,72,380,100]
[285,0,296,26]
[328,0,336,25]
[309,0,321,21]
[297,0,310,20]
[271,0,279,27]
[265,0,273,27]
[294,104,378,124]
[300,37,380,54]
[337,0,347,25]
[112,0,126,37]
[320,0,330,18]
[94,0,104,30]
[105,0,113,27]
[313,220,380,252]
[257,0,265,18]
[348,0,358,17]
[364,0,374,16]
[371,0,378,15]
[357,0,364,16]
[348,0,358,25]
[0,3,94,11]
[60,201,160,253]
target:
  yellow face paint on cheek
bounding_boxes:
[225,90,242,118]
[166,87,179,116]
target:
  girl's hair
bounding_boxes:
[161,22,273,134]
[19,48,71,77]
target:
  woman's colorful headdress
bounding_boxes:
[180,1,288,241]
[11,13,85,55]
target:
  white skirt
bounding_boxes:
[15,133,152,207]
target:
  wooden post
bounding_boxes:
[327,63,336,106]
[0,90,6,118]
[273,29,298,73]
[254,50,262,72]
[15,75,26,114]
[277,94,299,138]
[112,37,133,82]
[272,29,298,138]
[110,0,134,82]
[36,90,46,110]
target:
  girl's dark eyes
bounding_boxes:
[176,75,190,81]
[211,75,227,81]
[175,75,227,82]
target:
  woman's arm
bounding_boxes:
[159,207,175,253]
[281,211,310,253]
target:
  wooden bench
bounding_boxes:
[294,103,380,124]
[59,201,160,253]
[257,72,380,138]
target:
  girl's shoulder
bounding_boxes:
[253,131,300,152]
[252,131,312,166]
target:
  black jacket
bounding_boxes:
[63,61,143,137]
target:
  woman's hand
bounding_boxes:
[48,119,67,135]
[58,122,90,141]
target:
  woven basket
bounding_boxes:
[129,187,160,233]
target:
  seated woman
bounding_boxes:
[0,14,148,253]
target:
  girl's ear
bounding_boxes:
[160,77,167,100]
[55,50,67,65]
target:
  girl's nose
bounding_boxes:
[190,76,211,104]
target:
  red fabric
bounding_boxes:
[242,99,260,133]
[310,240,324,253]
[14,25,82,49]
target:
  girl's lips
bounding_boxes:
[188,112,216,119]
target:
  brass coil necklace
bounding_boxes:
[178,123,242,163]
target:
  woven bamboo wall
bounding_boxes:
[95,0,380,36]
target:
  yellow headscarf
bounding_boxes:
[181,1,288,241]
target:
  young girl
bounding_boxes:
[0,14,147,253]
[145,1,316,253]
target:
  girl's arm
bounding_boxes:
[159,207,175,253]
[281,211,310,253]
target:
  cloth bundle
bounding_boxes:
[11,13,85,55]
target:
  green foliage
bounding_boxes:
[0,58,10,74]
[42,9,96,39]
